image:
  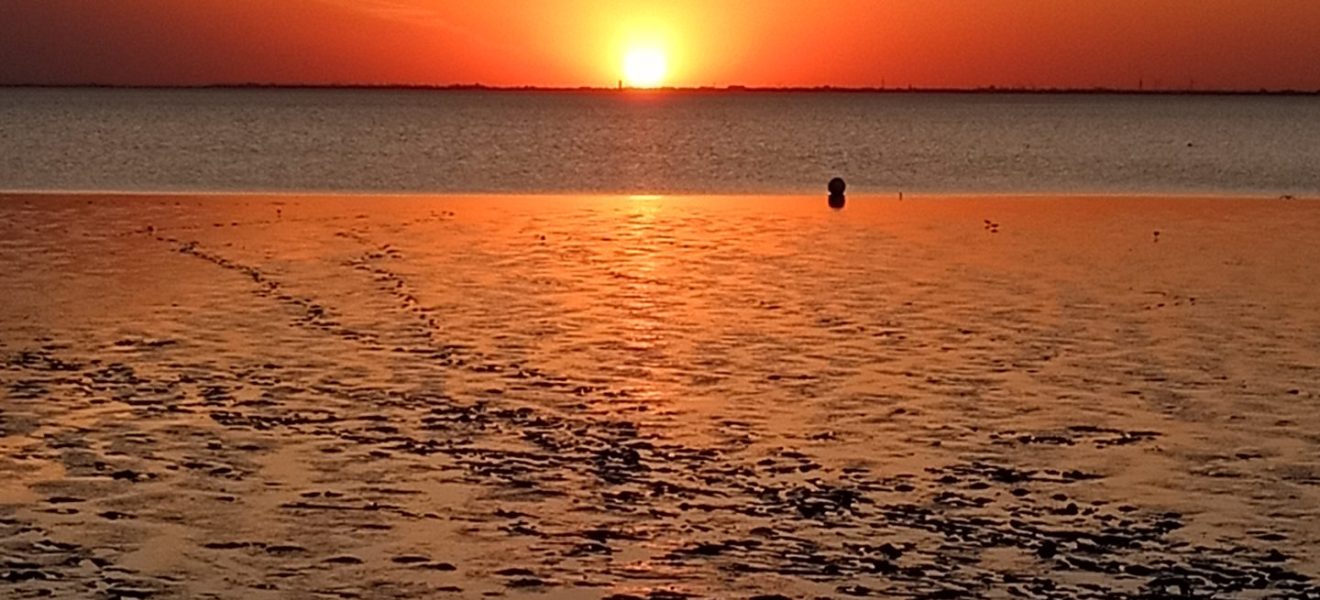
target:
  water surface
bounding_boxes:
[1,194,1317,598]
[2,89,1319,195]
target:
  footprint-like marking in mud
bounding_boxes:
[10,342,1314,599]
[4,225,1315,598]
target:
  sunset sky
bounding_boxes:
[3,0,1319,90]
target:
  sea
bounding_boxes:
[1,87,1319,196]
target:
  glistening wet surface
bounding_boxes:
[1,194,1319,599]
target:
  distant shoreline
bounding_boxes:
[1,190,1312,202]
[2,83,1319,96]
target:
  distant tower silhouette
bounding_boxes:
[828,177,846,210]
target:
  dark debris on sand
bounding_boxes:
[0,231,1316,600]
[6,336,1317,600]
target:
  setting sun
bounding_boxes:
[623,48,667,88]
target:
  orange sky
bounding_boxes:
[2,0,1319,90]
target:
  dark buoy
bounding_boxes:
[828,177,846,209]
[828,177,846,196]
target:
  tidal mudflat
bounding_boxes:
[1,194,1318,599]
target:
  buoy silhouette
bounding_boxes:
[828,177,846,209]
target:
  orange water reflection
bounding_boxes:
[2,193,1319,597]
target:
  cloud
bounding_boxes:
[311,0,507,52]
[312,0,460,34]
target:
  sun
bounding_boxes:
[623,48,667,88]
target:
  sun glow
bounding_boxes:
[623,48,667,88]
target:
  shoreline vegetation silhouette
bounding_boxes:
[2,83,1318,96]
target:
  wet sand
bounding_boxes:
[1,193,1318,599]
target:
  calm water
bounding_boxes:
[2,88,1319,195]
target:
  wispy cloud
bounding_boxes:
[311,0,478,39]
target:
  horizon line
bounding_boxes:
[3,83,1320,96]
